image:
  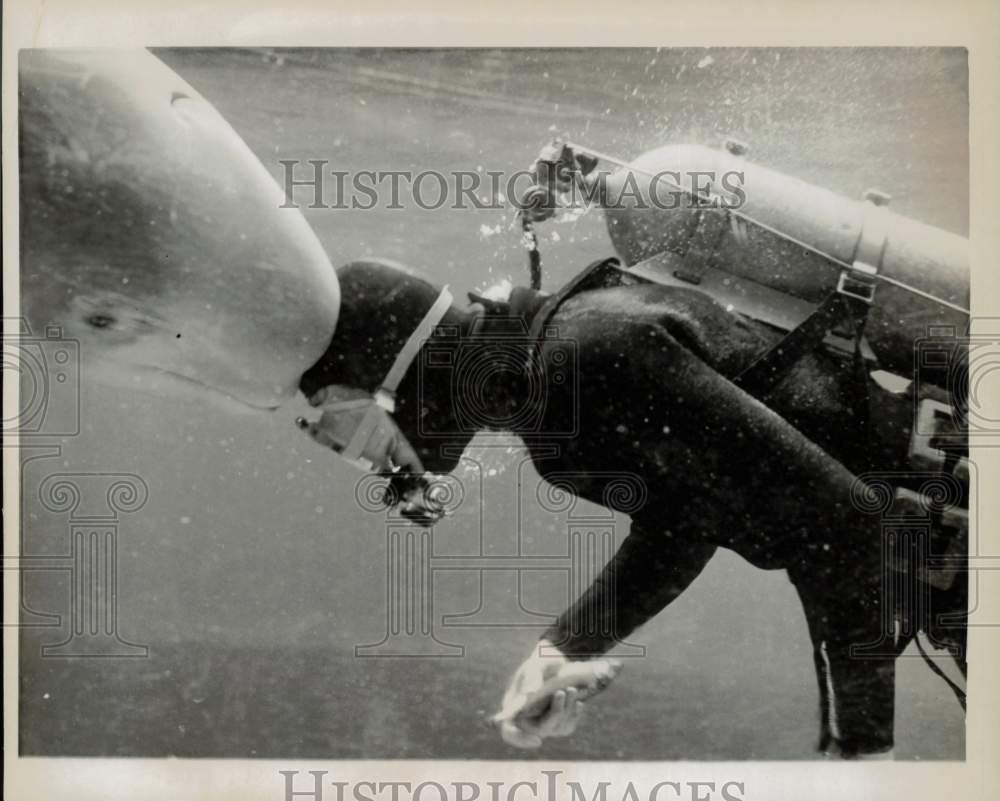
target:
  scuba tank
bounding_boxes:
[600,141,970,384]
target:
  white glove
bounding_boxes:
[492,639,622,749]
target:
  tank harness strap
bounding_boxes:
[733,290,872,399]
[733,191,891,402]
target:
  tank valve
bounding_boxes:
[516,139,600,289]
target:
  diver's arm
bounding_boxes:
[542,522,717,657]
[494,526,714,749]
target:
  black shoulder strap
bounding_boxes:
[508,286,551,325]
[733,290,871,399]
[526,257,621,363]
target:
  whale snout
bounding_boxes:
[19,49,341,411]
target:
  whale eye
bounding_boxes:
[74,295,162,338]
[87,312,117,329]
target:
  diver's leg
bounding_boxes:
[789,546,896,758]
[647,322,898,756]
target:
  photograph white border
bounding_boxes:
[4,2,998,799]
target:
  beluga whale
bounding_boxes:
[18,49,341,412]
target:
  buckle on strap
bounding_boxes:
[841,189,891,305]
[374,388,396,414]
[837,266,877,305]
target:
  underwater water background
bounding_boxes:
[19,47,967,759]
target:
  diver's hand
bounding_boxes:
[296,401,425,475]
[492,639,622,749]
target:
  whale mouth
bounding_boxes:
[113,366,286,413]
[158,370,284,412]
[181,375,282,411]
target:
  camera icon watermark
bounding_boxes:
[2,318,80,438]
[417,317,579,439]
[914,321,1000,444]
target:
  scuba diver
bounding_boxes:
[297,255,966,760]
[296,143,968,759]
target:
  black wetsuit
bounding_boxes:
[515,282,903,757]
[306,260,962,757]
